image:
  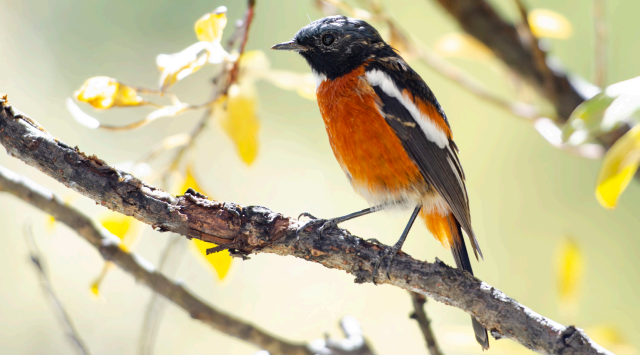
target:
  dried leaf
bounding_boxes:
[75,77,146,109]
[556,238,583,304]
[67,98,100,129]
[191,238,233,281]
[595,124,640,209]
[528,9,573,39]
[194,6,227,43]
[156,42,214,92]
[434,33,492,60]
[217,83,260,165]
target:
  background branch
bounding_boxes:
[0,96,612,355]
[24,222,91,355]
[430,0,584,120]
[409,292,444,355]
[0,168,310,355]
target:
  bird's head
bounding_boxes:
[271,16,394,80]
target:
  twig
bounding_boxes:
[0,166,310,355]
[409,293,444,355]
[430,0,585,120]
[413,44,539,120]
[23,222,91,355]
[227,0,257,91]
[593,0,607,88]
[154,0,258,178]
[0,96,612,355]
[137,235,186,355]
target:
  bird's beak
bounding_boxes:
[271,40,308,51]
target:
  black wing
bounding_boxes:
[365,60,482,259]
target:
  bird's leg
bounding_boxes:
[296,205,383,238]
[372,205,422,284]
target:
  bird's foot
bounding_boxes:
[296,212,341,239]
[371,243,402,285]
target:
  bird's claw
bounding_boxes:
[295,214,339,239]
[372,244,401,285]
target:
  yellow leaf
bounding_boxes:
[156,42,214,92]
[89,262,113,298]
[595,124,640,209]
[176,164,209,197]
[75,77,146,109]
[195,6,227,43]
[191,238,233,281]
[528,9,573,39]
[586,325,638,355]
[45,215,56,234]
[434,33,492,60]
[556,238,584,304]
[217,83,260,165]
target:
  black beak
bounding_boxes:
[271,40,308,51]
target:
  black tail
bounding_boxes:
[447,215,490,350]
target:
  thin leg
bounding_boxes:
[373,204,422,283]
[296,205,383,239]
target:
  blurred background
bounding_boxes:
[0,0,639,354]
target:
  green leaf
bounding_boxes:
[562,93,614,143]
[564,76,640,144]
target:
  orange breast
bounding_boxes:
[316,65,425,202]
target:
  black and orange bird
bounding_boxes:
[272,16,489,349]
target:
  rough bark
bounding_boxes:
[0,96,612,354]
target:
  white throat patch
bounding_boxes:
[312,70,327,89]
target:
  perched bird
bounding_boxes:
[272,16,489,349]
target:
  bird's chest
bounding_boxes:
[315,68,425,203]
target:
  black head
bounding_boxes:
[272,16,396,80]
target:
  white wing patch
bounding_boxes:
[312,70,327,89]
[365,69,449,149]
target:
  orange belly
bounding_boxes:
[316,65,426,205]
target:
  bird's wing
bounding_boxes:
[364,60,482,259]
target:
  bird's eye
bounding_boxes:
[322,34,336,46]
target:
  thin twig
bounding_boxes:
[593,0,607,88]
[23,222,91,355]
[409,292,444,355]
[0,99,613,355]
[154,0,258,179]
[138,235,186,355]
[227,0,257,89]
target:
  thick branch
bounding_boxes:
[0,98,612,354]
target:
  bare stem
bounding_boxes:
[409,292,444,355]
[23,222,91,355]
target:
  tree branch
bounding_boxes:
[430,0,585,120]
[409,293,444,355]
[24,222,91,355]
[0,96,612,354]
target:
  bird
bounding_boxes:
[272,15,489,350]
